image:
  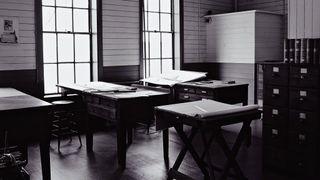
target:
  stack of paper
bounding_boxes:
[141,70,207,86]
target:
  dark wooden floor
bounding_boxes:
[25,120,291,180]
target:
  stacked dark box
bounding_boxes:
[284,38,320,65]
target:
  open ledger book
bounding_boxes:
[141,70,207,87]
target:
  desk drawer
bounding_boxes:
[175,86,195,93]
[288,150,318,177]
[289,88,319,110]
[263,106,288,127]
[263,147,287,170]
[289,110,318,133]
[263,125,287,148]
[264,85,288,107]
[264,63,289,85]
[195,89,213,96]
[288,131,317,151]
[177,93,202,102]
[87,103,116,121]
[290,65,319,88]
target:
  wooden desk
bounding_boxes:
[57,82,170,169]
[174,80,248,105]
[0,88,52,180]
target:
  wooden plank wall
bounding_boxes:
[183,0,234,64]
[288,0,320,38]
[238,0,287,35]
[102,0,140,67]
[0,0,36,71]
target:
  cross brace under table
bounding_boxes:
[168,120,253,180]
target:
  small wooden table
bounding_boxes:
[155,100,261,180]
[57,82,170,169]
[0,88,52,180]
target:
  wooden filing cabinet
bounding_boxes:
[262,62,320,178]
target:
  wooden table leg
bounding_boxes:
[86,114,93,152]
[39,111,51,180]
[117,119,127,169]
[163,129,169,163]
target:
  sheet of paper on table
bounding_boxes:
[140,70,207,86]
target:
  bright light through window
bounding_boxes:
[143,0,173,78]
[42,0,93,94]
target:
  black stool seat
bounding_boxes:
[51,100,82,153]
[155,99,261,180]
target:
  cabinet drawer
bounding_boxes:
[263,106,288,127]
[288,150,318,177]
[289,110,318,133]
[264,64,289,85]
[175,86,195,93]
[289,88,319,110]
[195,89,213,96]
[264,85,288,107]
[290,65,319,88]
[288,131,317,151]
[177,93,202,102]
[263,125,287,148]
[263,147,287,170]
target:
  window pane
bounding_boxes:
[43,33,56,63]
[148,13,159,31]
[56,0,72,7]
[150,59,161,77]
[42,0,55,6]
[143,32,149,58]
[58,34,74,62]
[44,64,58,94]
[144,59,150,77]
[57,8,72,32]
[162,33,172,58]
[58,64,75,84]
[161,13,171,32]
[75,34,90,62]
[148,0,159,12]
[74,9,89,32]
[162,59,173,73]
[149,32,160,58]
[160,0,171,13]
[42,7,55,31]
[75,63,90,84]
[73,0,88,8]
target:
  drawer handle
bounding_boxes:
[300,75,305,79]
[271,114,277,118]
[201,90,207,94]
[272,73,279,78]
[271,94,279,98]
[299,97,305,101]
[183,88,189,91]
[183,95,190,99]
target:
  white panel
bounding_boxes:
[289,0,297,38]
[304,0,313,38]
[296,0,305,38]
[312,0,320,38]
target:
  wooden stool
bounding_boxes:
[155,99,261,180]
[51,100,82,153]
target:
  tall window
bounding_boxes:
[143,0,174,78]
[42,0,93,94]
